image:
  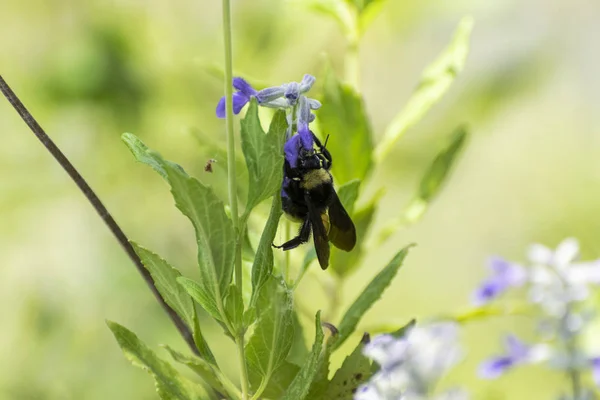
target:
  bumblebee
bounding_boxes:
[273,132,356,269]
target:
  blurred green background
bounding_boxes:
[2,0,600,399]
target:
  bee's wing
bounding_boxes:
[305,192,330,270]
[327,190,357,252]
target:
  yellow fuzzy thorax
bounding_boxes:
[301,169,331,190]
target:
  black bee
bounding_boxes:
[273,132,356,269]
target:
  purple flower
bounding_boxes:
[216,77,258,118]
[216,74,320,118]
[472,256,526,306]
[591,357,600,387]
[283,124,315,168]
[479,335,549,379]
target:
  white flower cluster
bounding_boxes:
[355,323,467,400]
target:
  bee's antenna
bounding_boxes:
[323,134,330,148]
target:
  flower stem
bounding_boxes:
[235,335,251,400]
[221,0,242,286]
[221,1,249,399]
[284,219,291,282]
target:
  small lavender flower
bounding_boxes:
[356,322,468,400]
[475,238,600,398]
[479,335,550,378]
[472,256,526,305]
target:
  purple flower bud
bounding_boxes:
[232,77,258,97]
[479,335,550,379]
[299,74,316,93]
[256,86,286,103]
[590,357,600,387]
[306,98,322,109]
[471,257,526,306]
[216,77,258,118]
[478,356,515,379]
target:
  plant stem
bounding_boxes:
[235,335,251,400]
[0,75,200,356]
[284,219,291,282]
[221,0,242,288]
[221,1,249,399]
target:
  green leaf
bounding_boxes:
[122,134,235,325]
[295,0,355,38]
[336,179,361,215]
[130,242,215,363]
[282,311,325,400]
[250,194,283,306]
[324,335,373,400]
[107,321,212,400]
[241,100,286,218]
[162,345,241,400]
[122,132,167,179]
[248,362,300,399]
[357,1,387,34]
[330,203,376,277]
[295,248,318,287]
[409,126,468,222]
[320,70,374,185]
[224,284,245,333]
[390,319,416,338]
[177,277,222,323]
[345,0,382,14]
[287,309,309,366]
[374,16,474,162]
[334,245,413,350]
[246,276,294,396]
[306,334,339,398]
[158,159,235,307]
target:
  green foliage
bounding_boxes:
[251,194,283,306]
[320,70,374,185]
[107,321,213,400]
[225,285,245,334]
[159,159,235,307]
[113,10,474,399]
[296,0,355,38]
[130,242,215,363]
[122,134,235,325]
[281,311,325,400]
[334,245,413,350]
[374,16,474,162]
[241,100,287,219]
[177,277,222,323]
[245,276,295,397]
[162,346,236,399]
[336,179,361,215]
[406,126,468,223]
[122,132,167,179]
[324,335,372,399]
[287,309,310,365]
[306,333,339,398]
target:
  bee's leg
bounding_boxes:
[272,218,311,250]
[312,133,332,170]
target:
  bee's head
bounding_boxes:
[298,147,321,170]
